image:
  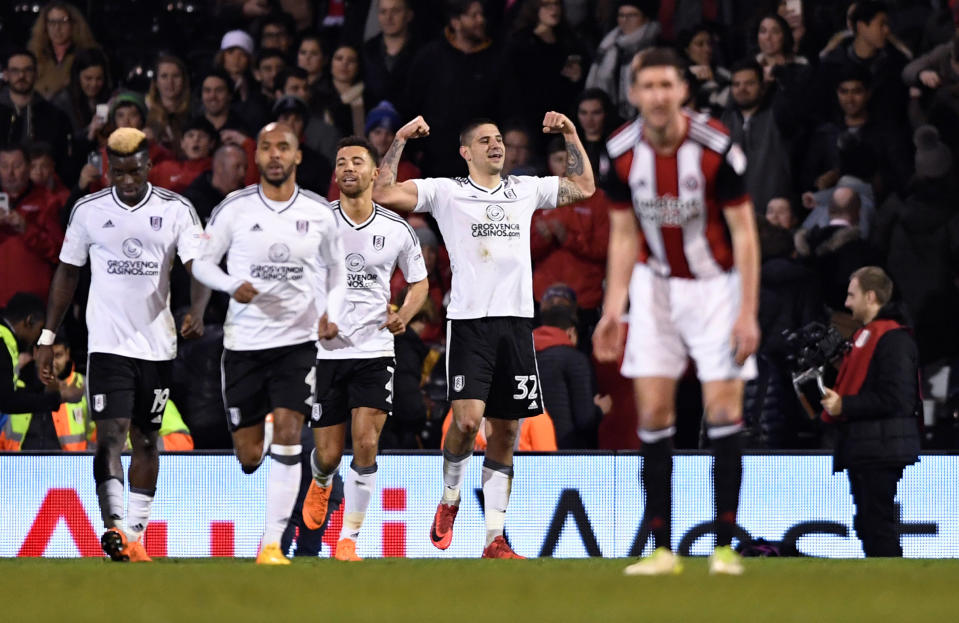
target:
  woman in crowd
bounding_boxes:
[28,1,100,100]
[573,88,621,189]
[214,30,270,136]
[296,31,327,88]
[502,0,588,138]
[322,44,367,138]
[146,54,192,157]
[50,48,112,177]
[755,12,808,84]
[679,24,730,116]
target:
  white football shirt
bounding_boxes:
[318,202,427,359]
[59,184,203,360]
[413,175,559,319]
[201,184,345,351]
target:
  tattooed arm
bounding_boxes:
[542,111,596,207]
[371,115,430,212]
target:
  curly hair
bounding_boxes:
[27,2,98,64]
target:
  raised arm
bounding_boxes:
[542,111,596,207]
[372,115,430,212]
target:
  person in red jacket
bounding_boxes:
[149,116,217,194]
[0,144,64,305]
[531,137,609,342]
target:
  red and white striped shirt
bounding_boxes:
[604,111,749,280]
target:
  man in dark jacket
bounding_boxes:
[532,303,607,449]
[821,266,921,557]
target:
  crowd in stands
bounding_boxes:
[3,0,959,453]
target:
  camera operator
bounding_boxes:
[820,266,920,557]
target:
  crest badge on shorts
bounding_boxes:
[93,394,106,412]
[229,408,241,427]
[373,235,385,250]
[150,216,162,230]
[297,220,309,234]
[311,403,322,422]
[453,375,465,392]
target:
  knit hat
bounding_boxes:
[914,125,953,180]
[365,100,402,134]
[221,30,255,56]
[541,283,577,308]
[272,95,309,121]
[109,91,147,125]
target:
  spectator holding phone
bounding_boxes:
[0,144,64,306]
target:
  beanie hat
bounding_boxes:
[365,100,402,135]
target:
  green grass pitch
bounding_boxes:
[3,557,958,622]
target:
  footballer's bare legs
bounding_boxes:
[635,377,678,553]
[260,407,304,559]
[126,425,160,544]
[702,379,745,561]
[232,418,270,474]
[430,399,483,550]
[338,409,386,556]
[483,418,520,549]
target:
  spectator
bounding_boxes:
[75,91,174,196]
[816,1,910,127]
[502,0,587,135]
[755,12,809,82]
[256,11,296,57]
[801,130,879,237]
[746,220,821,448]
[27,1,100,100]
[182,143,249,224]
[276,66,341,164]
[271,95,332,195]
[253,48,286,106]
[149,116,218,194]
[903,32,959,148]
[50,47,112,165]
[296,31,327,89]
[801,66,911,199]
[0,293,64,451]
[795,186,879,311]
[585,0,660,120]
[216,29,271,133]
[871,126,959,365]
[27,143,69,207]
[12,332,89,451]
[0,144,64,306]
[721,59,794,216]
[146,54,192,158]
[573,88,621,189]
[404,0,502,176]
[327,100,420,200]
[0,50,74,183]
[389,226,449,344]
[680,23,730,115]
[533,303,607,449]
[321,44,367,138]
[440,408,558,451]
[531,138,609,341]
[363,0,419,107]
[765,196,799,231]
[197,70,249,134]
[502,124,538,176]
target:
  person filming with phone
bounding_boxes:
[820,266,920,557]
[0,144,64,306]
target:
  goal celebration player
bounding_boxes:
[372,111,595,558]
[301,136,428,561]
[593,48,760,576]
[37,127,206,562]
[191,122,346,565]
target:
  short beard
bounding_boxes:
[259,163,296,187]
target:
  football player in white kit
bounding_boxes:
[37,128,206,562]
[191,122,347,564]
[301,136,428,561]
[372,112,595,557]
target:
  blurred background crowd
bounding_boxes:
[2,0,959,453]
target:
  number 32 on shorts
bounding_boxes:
[512,375,539,400]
